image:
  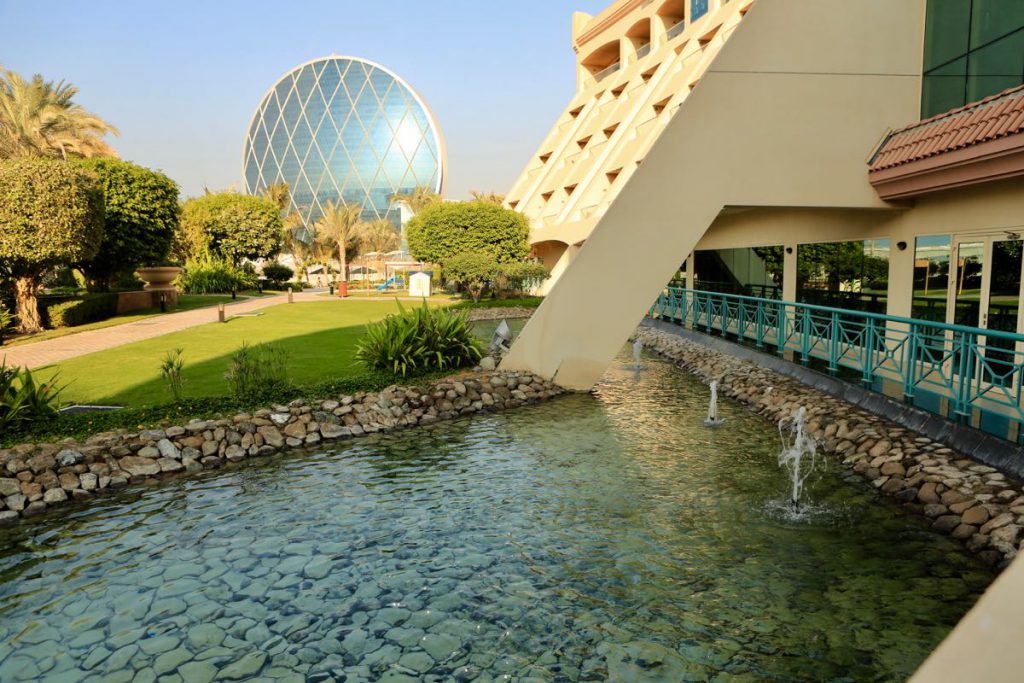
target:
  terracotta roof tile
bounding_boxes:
[869,84,1024,172]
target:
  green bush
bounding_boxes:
[0,301,13,343]
[0,364,64,431]
[444,252,500,302]
[224,342,291,401]
[40,293,119,328]
[355,302,483,377]
[178,256,257,294]
[179,192,283,264]
[262,263,294,287]
[498,261,550,297]
[406,201,529,266]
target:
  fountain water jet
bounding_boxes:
[778,406,818,508]
[631,339,644,370]
[704,380,725,427]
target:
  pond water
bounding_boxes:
[0,349,994,682]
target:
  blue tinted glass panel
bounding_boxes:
[243,58,442,228]
[691,0,708,21]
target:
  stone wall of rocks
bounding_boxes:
[634,325,1024,567]
[0,371,562,526]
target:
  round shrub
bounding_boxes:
[406,200,529,266]
[262,263,294,287]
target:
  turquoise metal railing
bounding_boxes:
[650,288,1024,442]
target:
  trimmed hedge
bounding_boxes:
[40,293,119,328]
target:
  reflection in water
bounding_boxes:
[0,348,996,681]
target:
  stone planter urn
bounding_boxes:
[136,266,181,291]
[133,266,181,310]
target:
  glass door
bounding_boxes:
[948,235,1024,386]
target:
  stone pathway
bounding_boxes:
[1,292,327,370]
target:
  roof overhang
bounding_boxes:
[869,133,1024,201]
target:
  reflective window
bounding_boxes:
[691,0,708,22]
[693,247,784,299]
[796,240,890,313]
[912,235,951,322]
[243,57,445,228]
[922,0,1024,117]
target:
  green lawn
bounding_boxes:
[38,300,419,408]
[4,294,258,347]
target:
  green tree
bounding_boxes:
[407,200,529,266]
[72,158,180,291]
[444,252,500,301]
[262,181,291,213]
[179,193,283,264]
[315,200,362,281]
[0,157,104,332]
[0,66,118,159]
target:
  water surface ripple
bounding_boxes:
[0,350,994,681]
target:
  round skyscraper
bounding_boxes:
[242,56,446,227]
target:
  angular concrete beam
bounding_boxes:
[503,0,926,389]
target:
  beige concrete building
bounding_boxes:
[504,0,756,293]
[505,0,1024,430]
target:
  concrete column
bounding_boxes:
[782,245,798,302]
[886,234,915,318]
[685,252,695,289]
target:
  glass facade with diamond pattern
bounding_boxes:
[243,56,445,227]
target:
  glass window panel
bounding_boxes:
[971,0,1024,48]
[966,31,1024,102]
[690,0,708,22]
[796,240,890,313]
[913,236,950,321]
[692,247,783,298]
[924,0,971,70]
[922,57,967,117]
[294,66,317,105]
[985,239,1023,381]
[953,241,984,326]
[304,88,328,134]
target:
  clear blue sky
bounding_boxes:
[0,0,608,200]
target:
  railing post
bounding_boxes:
[863,317,877,388]
[800,307,811,365]
[902,323,919,402]
[953,331,974,424]
[827,310,840,375]
[755,299,764,349]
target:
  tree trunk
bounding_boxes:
[14,276,43,334]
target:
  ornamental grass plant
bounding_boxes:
[355,302,483,377]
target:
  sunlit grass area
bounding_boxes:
[38,300,432,407]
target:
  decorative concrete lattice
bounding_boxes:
[243,56,445,227]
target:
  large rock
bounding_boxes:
[961,505,990,527]
[0,478,21,497]
[118,456,160,477]
[56,449,85,467]
[282,421,307,439]
[917,482,941,504]
[27,453,55,474]
[156,439,180,460]
[258,426,284,448]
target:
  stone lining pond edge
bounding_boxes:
[646,318,1024,477]
[633,323,1024,568]
[0,371,563,526]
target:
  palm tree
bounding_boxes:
[284,213,314,282]
[263,182,291,213]
[470,190,505,205]
[0,66,119,159]
[315,200,362,287]
[390,185,440,214]
[355,219,400,256]
[355,219,400,284]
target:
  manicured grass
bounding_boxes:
[3,294,257,347]
[37,300,423,408]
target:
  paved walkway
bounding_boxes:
[1,292,326,370]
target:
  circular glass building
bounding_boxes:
[242,56,445,227]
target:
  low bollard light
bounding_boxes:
[159,293,167,313]
[329,284,334,295]
[218,303,226,323]
[288,288,294,304]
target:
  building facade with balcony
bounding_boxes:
[505,0,1024,448]
[504,0,753,292]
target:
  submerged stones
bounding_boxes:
[633,325,1024,567]
[0,371,562,526]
